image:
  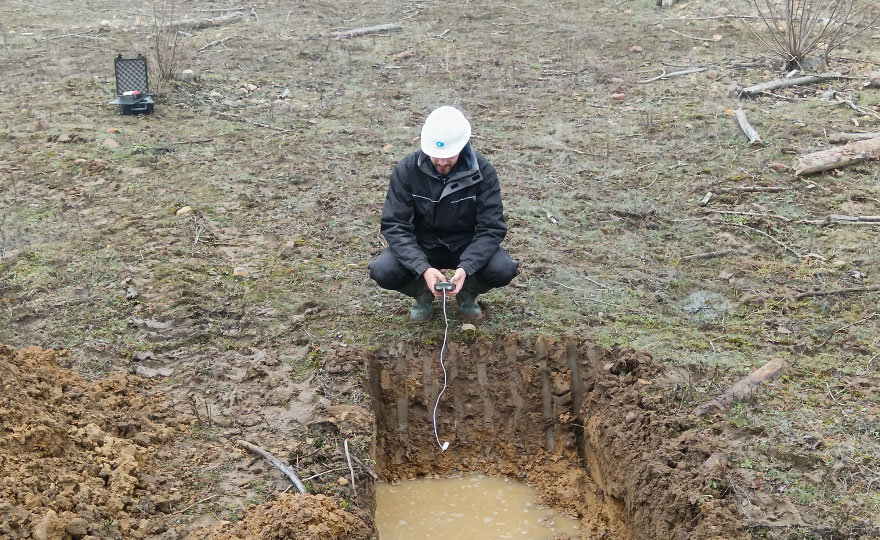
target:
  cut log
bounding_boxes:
[827,132,880,144]
[330,22,402,39]
[740,72,844,97]
[693,359,787,417]
[165,11,244,30]
[734,108,762,146]
[793,136,880,176]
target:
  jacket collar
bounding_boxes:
[417,142,480,184]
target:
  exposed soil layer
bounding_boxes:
[0,344,185,539]
[366,335,743,540]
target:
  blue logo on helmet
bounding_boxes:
[436,141,445,148]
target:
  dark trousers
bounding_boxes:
[368,245,519,291]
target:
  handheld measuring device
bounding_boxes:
[432,281,454,452]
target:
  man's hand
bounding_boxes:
[422,268,448,297]
[450,267,467,295]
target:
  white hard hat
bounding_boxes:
[420,106,471,159]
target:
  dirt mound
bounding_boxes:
[185,494,372,540]
[0,345,187,539]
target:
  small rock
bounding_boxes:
[83,423,105,445]
[867,70,880,88]
[245,83,258,92]
[66,517,89,539]
[769,162,791,173]
[337,476,349,486]
[611,92,626,101]
[654,23,664,31]
[106,127,119,134]
[101,138,118,149]
[34,119,49,131]
[175,69,195,82]
[233,266,248,277]
[630,45,643,53]
[625,411,638,423]
[715,7,730,16]
[176,206,192,216]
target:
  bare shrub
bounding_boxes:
[733,0,879,70]
[143,0,193,93]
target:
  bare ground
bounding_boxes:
[2,0,880,538]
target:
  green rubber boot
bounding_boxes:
[457,278,491,320]
[399,279,434,322]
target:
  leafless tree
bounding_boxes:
[733,0,879,70]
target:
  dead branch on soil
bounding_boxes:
[739,72,846,97]
[237,439,307,494]
[692,359,787,417]
[330,22,402,38]
[668,28,715,42]
[198,36,231,52]
[682,249,747,261]
[216,111,296,133]
[818,313,878,347]
[839,98,880,121]
[165,11,244,30]
[793,135,880,175]
[828,131,880,143]
[734,108,762,146]
[715,186,785,193]
[638,67,708,83]
[343,440,357,498]
[719,221,808,260]
[348,451,378,480]
[705,210,880,227]
[794,285,880,301]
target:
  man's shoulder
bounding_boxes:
[395,150,422,171]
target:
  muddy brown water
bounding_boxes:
[365,335,742,540]
[375,474,581,539]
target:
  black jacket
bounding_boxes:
[380,143,507,277]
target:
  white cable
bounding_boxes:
[432,288,450,452]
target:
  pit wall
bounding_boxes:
[366,334,742,540]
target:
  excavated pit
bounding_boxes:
[365,335,740,540]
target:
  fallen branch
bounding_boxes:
[827,132,880,144]
[720,222,805,260]
[793,136,880,176]
[715,186,784,193]
[639,66,708,83]
[740,72,845,97]
[166,11,244,30]
[668,28,714,41]
[198,36,231,51]
[682,249,746,261]
[692,359,787,417]
[840,99,880,121]
[819,314,878,347]
[794,285,880,301]
[348,451,378,480]
[330,22,402,38]
[216,112,295,133]
[237,439,306,494]
[734,108,762,146]
[344,440,357,497]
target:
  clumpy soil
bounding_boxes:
[366,334,741,540]
[185,494,372,540]
[0,344,184,539]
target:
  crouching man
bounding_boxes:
[368,106,518,322]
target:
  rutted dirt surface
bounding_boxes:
[0,344,184,539]
[367,335,742,540]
